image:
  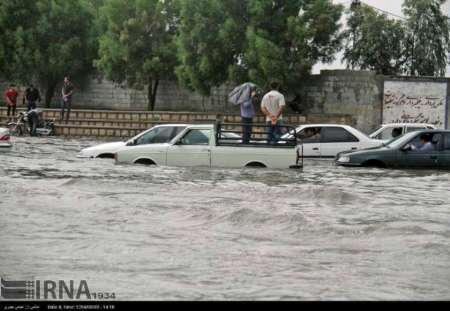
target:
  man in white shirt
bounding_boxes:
[261,81,286,144]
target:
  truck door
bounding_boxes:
[167,129,212,167]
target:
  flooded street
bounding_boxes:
[1,137,450,300]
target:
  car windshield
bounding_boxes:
[384,131,420,148]
[133,126,186,145]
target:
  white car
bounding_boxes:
[78,124,242,159]
[0,128,12,151]
[78,124,189,158]
[115,124,302,169]
[281,124,383,158]
[369,123,436,142]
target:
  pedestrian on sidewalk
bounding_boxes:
[23,84,41,111]
[4,84,19,121]
[61,76,74,123]
[261,81,286,145]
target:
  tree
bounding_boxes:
[175,0,248,96]
[0,0,95,107]
[343,4,408,75]
[176,0,344,96]
[403,0,450,76]
[244,0,344,91]
[96,0,179,110]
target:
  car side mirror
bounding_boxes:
[402,144,412,152]
[126,139,136,146]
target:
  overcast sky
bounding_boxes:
[313,0,450,74]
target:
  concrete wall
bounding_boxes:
[383,77,449,129]
[49,70,384,132]
[61,78,238,114]
[4,70,450,134]
[298,70,384,133]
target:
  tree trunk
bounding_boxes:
[147,78,159,111]
[44,83,57,108]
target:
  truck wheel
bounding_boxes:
[134,159,156,166]
[245,162,267,168]
[362,160,386,168]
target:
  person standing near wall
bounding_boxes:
[61,76,74,123]
[261,81,286,144]
[23,84,41,111]
[4,84,19,121]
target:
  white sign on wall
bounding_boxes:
[383,81,448,129]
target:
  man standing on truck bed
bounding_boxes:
[261,81,286,144]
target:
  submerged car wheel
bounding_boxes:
[245,162,267,168]
[97,153,115,159]
[134,159,156,166]
[362,160,386,168]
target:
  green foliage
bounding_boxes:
[95,0,178,110]
[344,0,450,77]
[176,0,344,96]
[403,0,450,76]
[0,0,95,106]
[343,5,408,75]
[175,0,246,96]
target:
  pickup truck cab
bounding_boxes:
[115,124,302,169]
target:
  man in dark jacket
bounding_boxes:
[61,76,74,123]
[23,84,41,111]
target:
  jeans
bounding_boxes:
[267,120,283,144]
[242,117,253,144]
[7,105,16,117]
[61,97,72,122]
[27,101,36,111]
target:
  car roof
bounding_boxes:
[381,123,436,127]
[186,124,214,129]
[155,124,189,127]
[414,129,450,133]
[298,124,354,128]
[297,124,360,131]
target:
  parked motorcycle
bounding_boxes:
[7,109,55,136]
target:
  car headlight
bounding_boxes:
[337,156,350,163]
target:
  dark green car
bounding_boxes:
[335,130,450,169]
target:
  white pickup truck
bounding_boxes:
[114,124,302,169]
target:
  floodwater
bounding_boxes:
[0,136,449,301]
